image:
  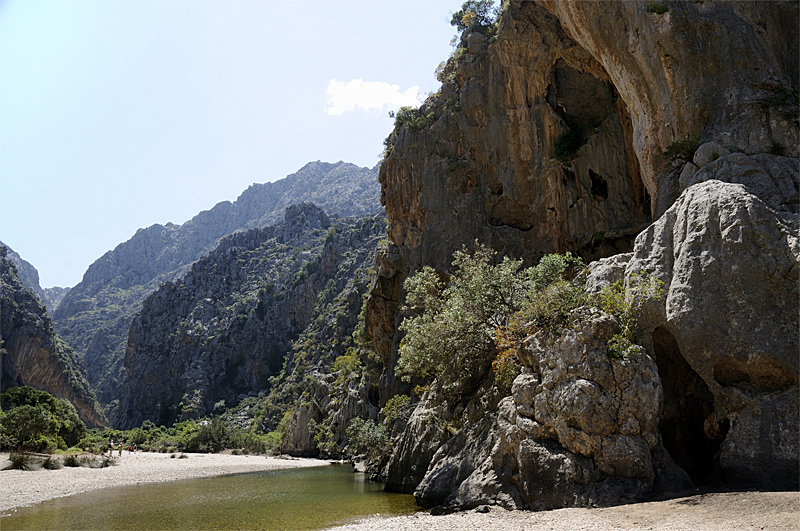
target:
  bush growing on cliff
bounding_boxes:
[398,244,526,396]
[345,417,388,459]
[381,394,412,427]
[662,136,701,162]
[398,244,590,399]
[595,271,664,358]
[392,106,431,133]
[645,3,669,15]
[451,0,499,34]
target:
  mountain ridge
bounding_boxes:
[53,160,382,405]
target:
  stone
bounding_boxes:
[679,152,799,216]
[412,308,662,510]
[627,179,799,487]
[693,141,731,168]
[585,252,632,294]
[367,6,797,492]
[385,391,452,494]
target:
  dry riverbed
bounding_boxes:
[0,451,328,513]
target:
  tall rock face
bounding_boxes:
[0,247,103,427]
[0,242,69,314]
[115,204,384,429]
[54,161,381,405]
[367,0,798,509]
[628,175,798,487]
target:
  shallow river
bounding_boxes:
[1,464,419,530]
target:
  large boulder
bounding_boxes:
[627,177,799,487]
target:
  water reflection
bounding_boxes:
[1,464,418,530]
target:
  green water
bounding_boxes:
[0,464,419,530]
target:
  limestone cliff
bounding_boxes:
[365,0,798,508]
[0,241,69,314]
[0,246,103,427]
[55,161,381,405]
[115,204,384,429]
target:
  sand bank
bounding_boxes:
[332,490,799,531]
[0,451,328,513]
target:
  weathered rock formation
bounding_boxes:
[628,174,798,487]
[0,241,69,314]
[55,161,381,405]
[367,0,798,401]
[115,204,384,429]
[412,308,677,510]
[365,0,798,510]
[0,246,103,427]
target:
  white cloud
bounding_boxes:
[325,79,423,116]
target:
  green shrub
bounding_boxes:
[595,271,664,358]
[646,3,668,14]
[263,431,283,454]
[662,136,700,162]
[398,246,587,398]
[333,353,362,384]
[393,106,430,133]
[451,0,499,33]
[398,244,526,396]
[345,418,388,459]
[382,395,412,427]
[0,386,86,451]
[43,455,62,470]
[7,452,32,470]
[518,281,588,339]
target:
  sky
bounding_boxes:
[0,0,459,288]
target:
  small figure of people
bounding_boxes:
[118,444,123,457]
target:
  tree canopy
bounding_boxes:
[0,386,86,452]
[450,0,499,33]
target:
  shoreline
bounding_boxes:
[2,452,797,530]
[331,491,800,531]
[0,451,329,514]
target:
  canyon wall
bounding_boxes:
[366,0,798,508]
[0,246,104,427]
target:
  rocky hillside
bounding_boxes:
[0,246,103,427]
[115,204,385,429]
[0,242,70,314]
[54,161,381,405]
[355,0,797,510]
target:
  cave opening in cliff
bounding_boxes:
[652,326,726,485]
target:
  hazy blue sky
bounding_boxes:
[1,0,458,288]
